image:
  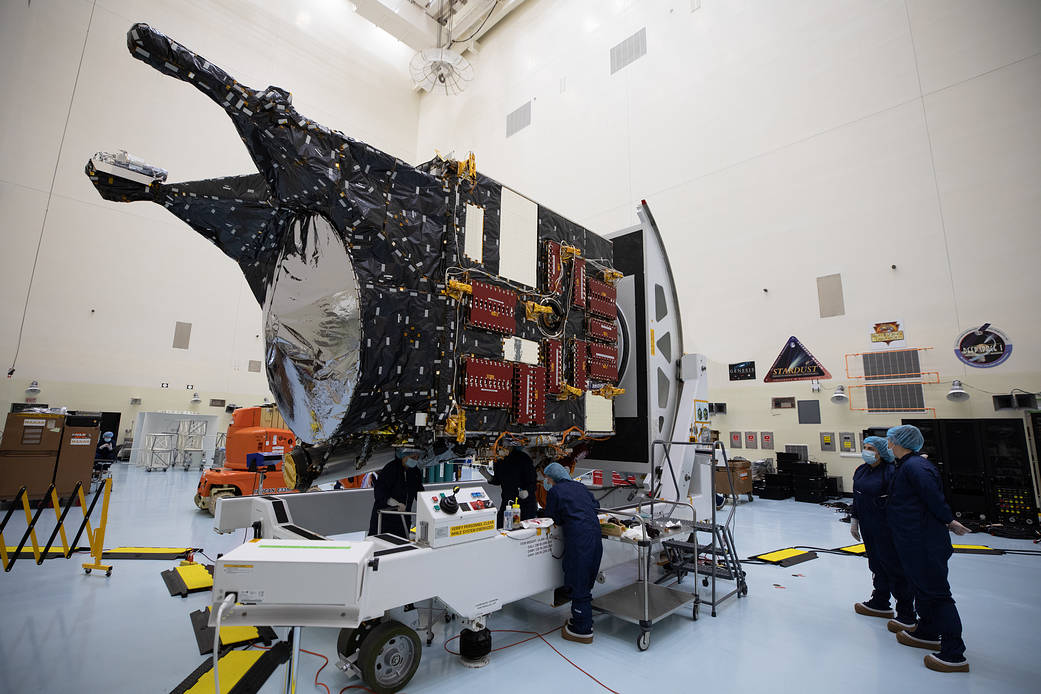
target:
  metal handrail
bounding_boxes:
[376,508,417,536]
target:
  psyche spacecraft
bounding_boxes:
[86,24,691,489]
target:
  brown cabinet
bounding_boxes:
[0,413,100,500]
[1,412,65,452]
[715,459,753,495]
[53,419,100,498]
[0,452,58,499]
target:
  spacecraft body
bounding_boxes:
[87,24,625,479]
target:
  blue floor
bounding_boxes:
[1,463,1038,693]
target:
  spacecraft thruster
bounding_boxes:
[86,24,631,485]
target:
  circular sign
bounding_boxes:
[954,326,1012,368]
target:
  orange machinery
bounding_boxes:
[194,405,295,514]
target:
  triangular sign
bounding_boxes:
[764,336,831,382]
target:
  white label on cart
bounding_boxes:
[239,589,265,603]
[70,433,91,446]
[473,598,501,613]
[523,536,551,558]
[23,419,46,427]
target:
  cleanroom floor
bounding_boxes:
[1,463,1038,694]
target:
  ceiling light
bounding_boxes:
[830,385,848,404]
[191,392,202,404]
[25,380,41,395]
[946,380,969,402]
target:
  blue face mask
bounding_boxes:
[542,478,552,491]
[862,450,879,464]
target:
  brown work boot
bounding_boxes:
[561,623,593,644]
[924,654,969,673]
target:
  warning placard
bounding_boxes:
[450,519,495,537]
[69,433,92,446]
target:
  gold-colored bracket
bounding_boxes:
[555,384,583,400]
[601,269,624,284]
[593,385,626,399]
[524,301,555,321]
[560,244,582,262]
[443,278,473,302]
[457,152,477,182]
[444,409,467,444]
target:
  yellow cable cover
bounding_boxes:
[184,650,265,693]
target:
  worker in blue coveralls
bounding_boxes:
[542,461,603,644]
[368,448,424,539]
[850,436,916,629]
[886,424,972,673]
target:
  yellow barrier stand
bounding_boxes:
[19,492,42,565]
[81,477,113,577]
[48,487,71,557]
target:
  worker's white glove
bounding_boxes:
[850,518,861,542]
[518,489,529,500]
[387,498,406,511]
[948,520,970,536]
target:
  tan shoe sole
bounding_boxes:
[897,630,941,650]
[561,625,593,644]
[924,654,969,673]
[887,619,916,634]
[855,602,895,618]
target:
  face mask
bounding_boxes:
[542,478,552,491]
[862,450,878,464]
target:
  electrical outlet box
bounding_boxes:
[820,432,836,452]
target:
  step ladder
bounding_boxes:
[660,521,747,617]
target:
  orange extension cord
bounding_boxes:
[255,623,623,694]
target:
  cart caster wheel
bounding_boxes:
[702,578,709,587]
[426,636,434,647]
[740,583,748,596]
[748,493,754,502]
[84,568,91,574]
[444,613,453,624]
[692,603,699,621]
[637,631,650,651]
[105,569,112,577]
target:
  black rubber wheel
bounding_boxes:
[357,620,422,694]
[337,621,379,660]
[637,631,650,651]
[748,493,754,502]
[105,568,112,577]
[692,602,699,621]
[740,583,748,596]
[702,578,709,587]
[84,568,91,574]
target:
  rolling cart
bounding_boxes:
[591,499,700,651]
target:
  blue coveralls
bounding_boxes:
[851,461,915,621]
[544,479,604,635]
[489,449,538,528]
[887,453,965,660]
[368,459,424,539]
